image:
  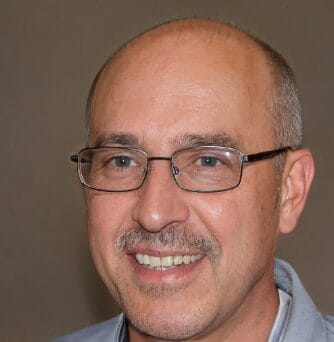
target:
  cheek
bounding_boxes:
[86,192,137,290]
[87,191,134,235]
[190,175,279,262]
[86,191,136,268]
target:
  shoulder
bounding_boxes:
[50,314,126,342]
[274,258,334,341]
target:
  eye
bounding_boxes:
[198,156,221,167]
[111,156,134,168]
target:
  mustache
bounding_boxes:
[116,224,221,258]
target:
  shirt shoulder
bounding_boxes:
[50,314,126,342]
[275,259,334,341]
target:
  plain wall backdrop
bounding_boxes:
[1,1,333,341]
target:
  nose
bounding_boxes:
[131,160,189,232]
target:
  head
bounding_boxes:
[82,19,314,340]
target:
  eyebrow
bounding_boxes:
[173,133,240,149]
[91,132,240,151]
[92,132,139,147]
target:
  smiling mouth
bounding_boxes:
[134,253,203,271]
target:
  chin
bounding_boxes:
[123,299,219,341]
[128,313,207,340]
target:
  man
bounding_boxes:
[54,19,334,341]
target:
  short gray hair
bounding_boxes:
[250,37,302,174]
[255,38,302,149]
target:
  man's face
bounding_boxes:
[87,33,281,340]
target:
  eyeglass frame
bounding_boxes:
[70,145,291,193]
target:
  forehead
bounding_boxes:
[89,29,275,152]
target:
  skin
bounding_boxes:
[86,20,314,341]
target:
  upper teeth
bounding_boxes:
[135,253,202,269]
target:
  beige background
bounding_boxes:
[1,1,333,341]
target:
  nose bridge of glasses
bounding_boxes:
[147,156,178,174]
[145,156,183,184]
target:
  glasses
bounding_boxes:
[70,146,290,193]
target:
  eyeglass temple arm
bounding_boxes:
[243,147,291,163]
[70,154,79,163]
[70,154,93,164]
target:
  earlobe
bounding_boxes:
[278,149,315,234]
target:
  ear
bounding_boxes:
[278,148,315,234]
